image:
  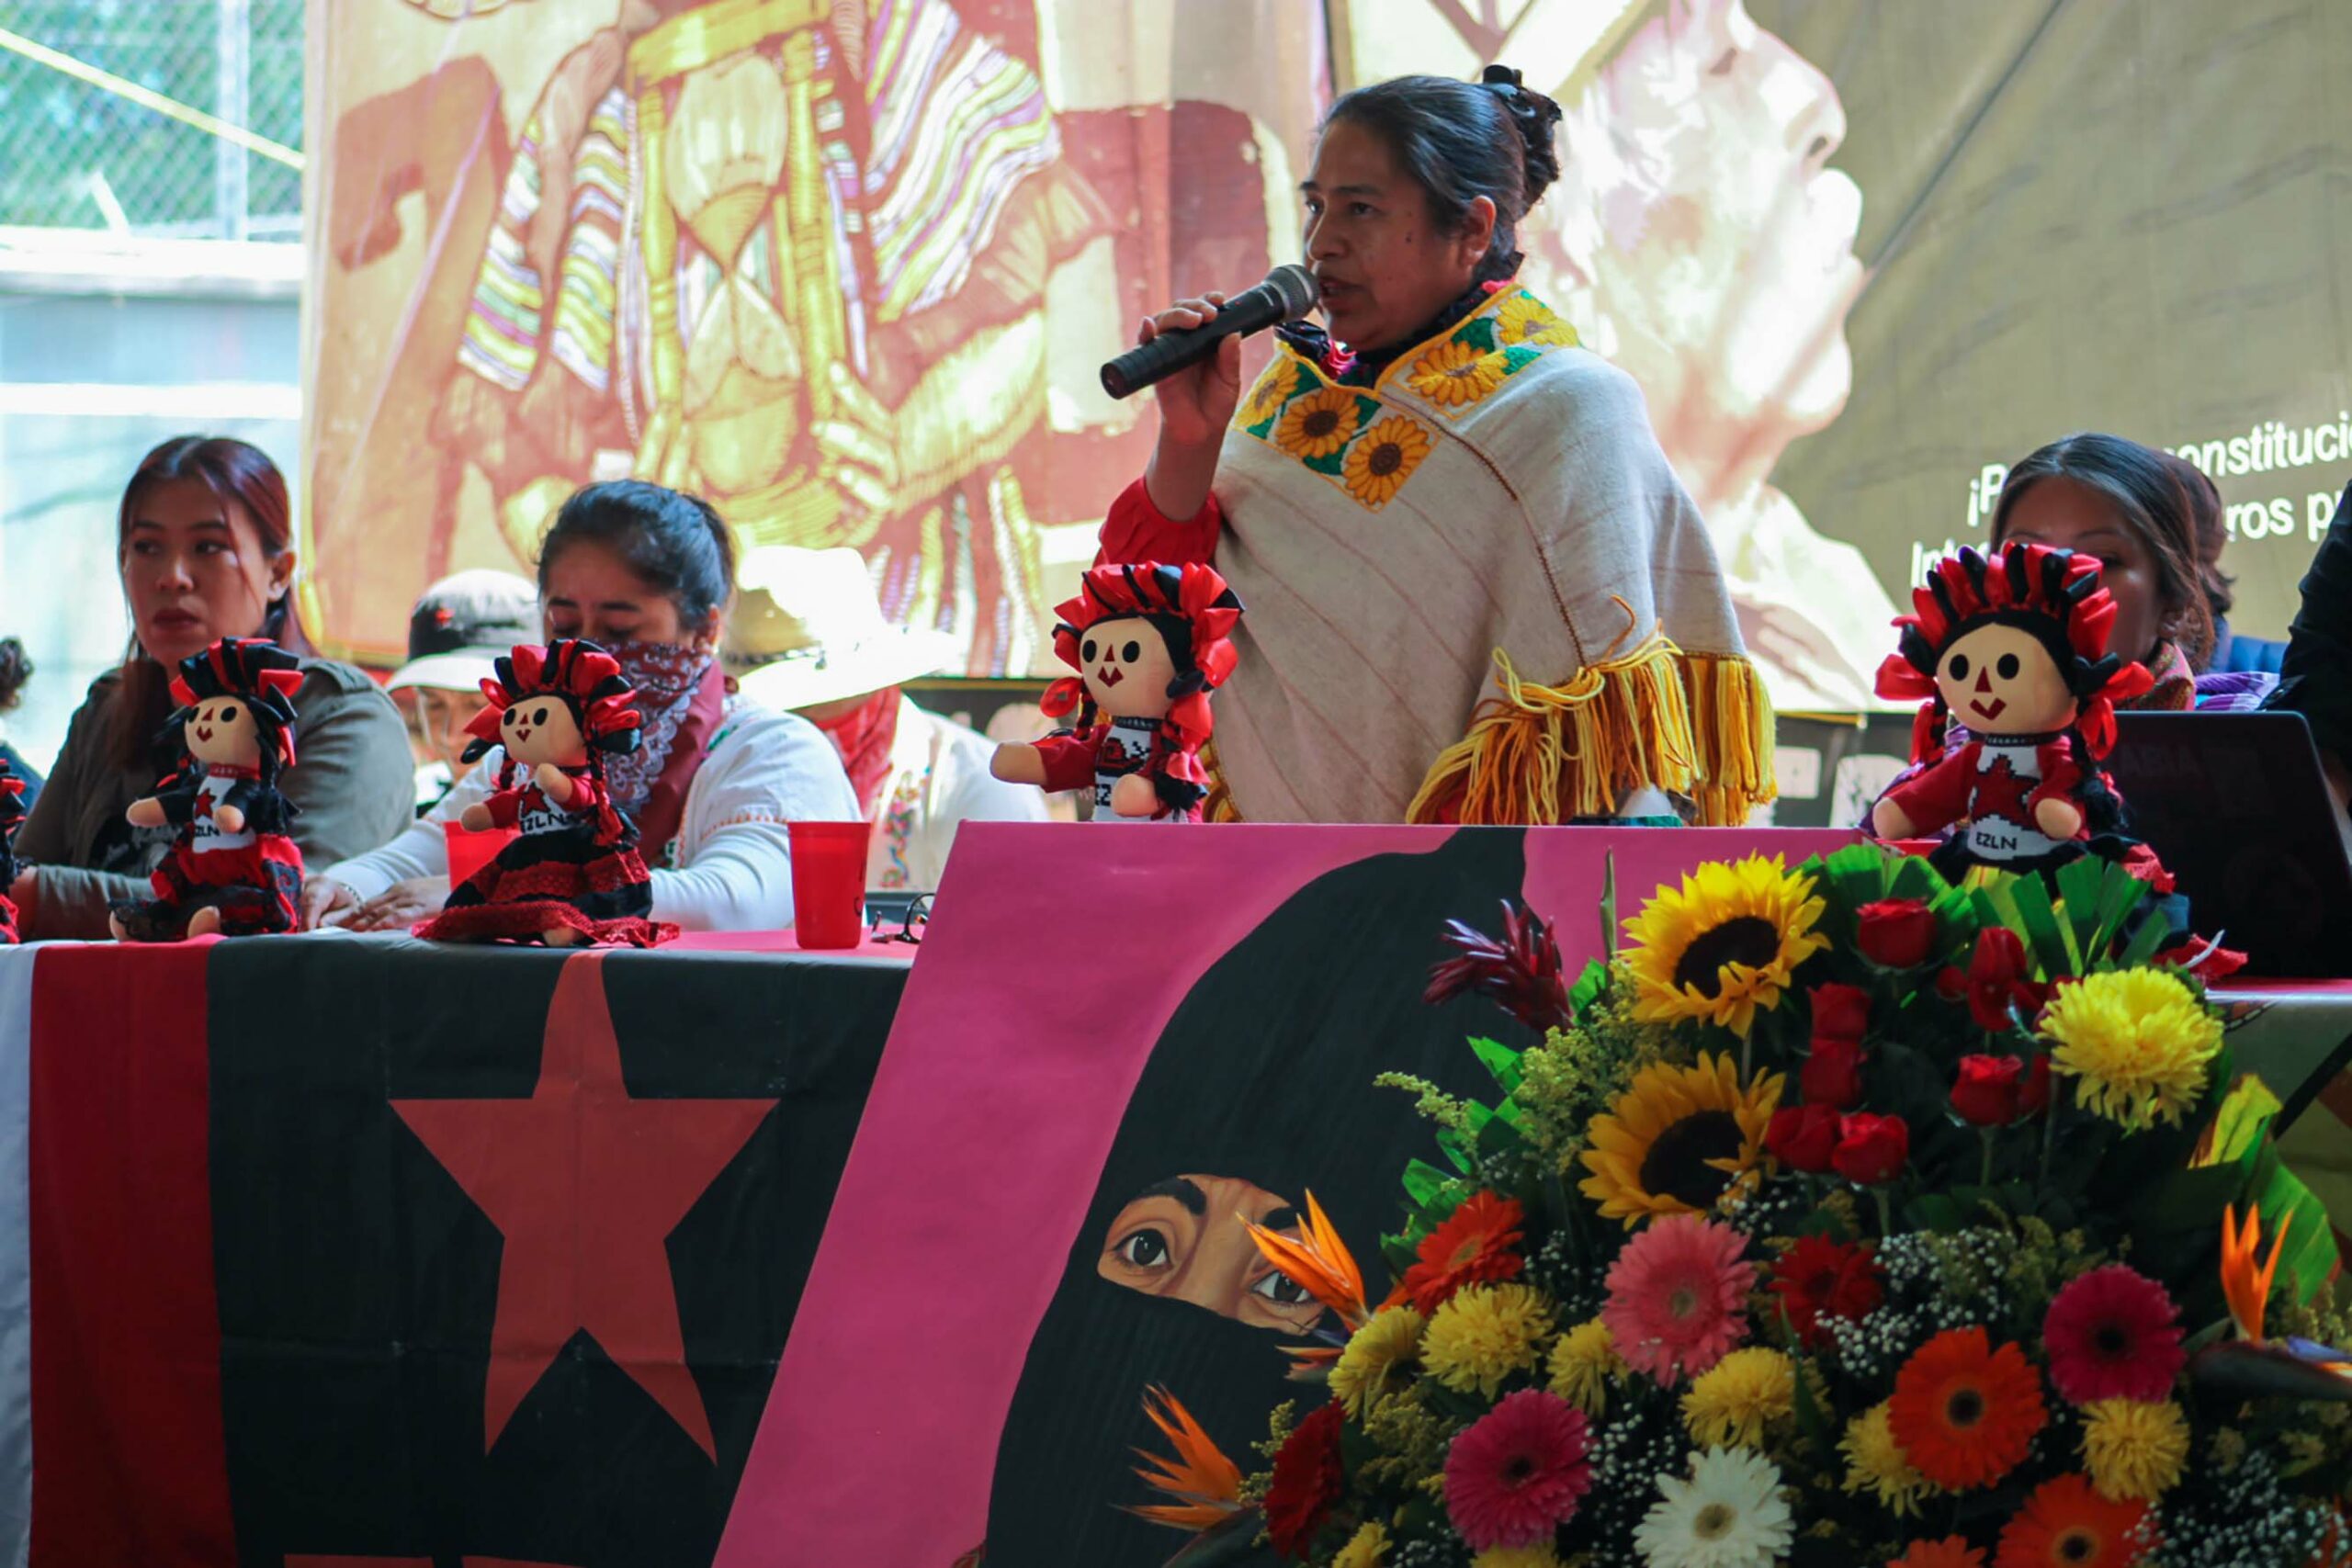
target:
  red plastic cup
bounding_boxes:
[787,819,871,950]
[445,819,519,888]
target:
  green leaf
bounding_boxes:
[2004,873,2078,976]
[2115,908,2173,969]
[1433,1127,1475,1176]
[1788,1359,1832,1448]
[2205,1075,2285,1167]
[1568,958,1610,1021]
[1904,1193,1967,1233]
[1468,1036,1525,1096]
[1402,1158,1456,1208]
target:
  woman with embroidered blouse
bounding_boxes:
[1097,67,1772,827]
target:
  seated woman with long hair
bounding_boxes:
[303,479,859,931]
[9,436,414,939]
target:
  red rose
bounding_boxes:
[1803,1036,1867,1111]
[1810,982,1871,1043]
[2155,937,2250,981]
[1767,1103,1841,1174]
[1954,927,2046,1033]
[2019,1053,2052,1116]
[1832,1112,1910,1185]
[1264,1401,1346,1558]
[1951,1055,2025,1127]
[1857,898,1938,969]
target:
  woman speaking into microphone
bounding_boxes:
[1098,67,1771,826]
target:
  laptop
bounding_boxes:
[2106,710,2352,979]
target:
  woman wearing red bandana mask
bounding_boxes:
[731,547,1050,891]
[302,481,860,932]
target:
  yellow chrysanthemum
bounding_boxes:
[1241,361,1296,426]
[1335,1520,1392,1568]
[1496,290,1577,347]
[2081,1399,2190,1501]
[1622,855,1831,1038]
[1547,1317,1624,1415]
[2041,968,2223,1131]
[1681,1347,1796,1450]
[1408,339,1508,407]
[1840,1400,1932,1517]
[1330,1306,1426,1417]
[1577,1053,1783,1227]
[1421,1282,1552,1398]
[1275,386,1363,458]
[1470,1546,1561,1568]
[1340,416,1433,509]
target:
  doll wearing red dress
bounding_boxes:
[415,639,675,947]
[0,758,23,944]
[990,562,1242,822]
[110,637,307,942]
[1871,543,2158,884]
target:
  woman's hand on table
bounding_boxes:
[299,876,357,930]
[339,877,451,932]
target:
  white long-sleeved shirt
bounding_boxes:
[321,695,860,931]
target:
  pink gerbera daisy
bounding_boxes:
[2042,1265,2186,1404]
[1442,1388,1594,1550]
[1600,1213,1757,1383]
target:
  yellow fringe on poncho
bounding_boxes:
[1404,642,1775,827]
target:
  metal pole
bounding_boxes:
[215,0,250,241]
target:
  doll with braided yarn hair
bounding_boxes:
[990,563,1242,822]
[109,637,307,941]
[414,638,675,947]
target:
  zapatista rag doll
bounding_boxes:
[1871,542,2162,885]
[989,562,1242,822]
[0,756,22,944]
[414,638,676,948]
[109,637,306,941]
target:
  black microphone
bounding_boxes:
[1099,265,1318,400]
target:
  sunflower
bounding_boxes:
[1241,361,1299,426]
[1578,1053,1782,1227]
[1423,1282,1554,1398]
[1275,386,1363,458]
[1547,1318,1624,1415]
[1888,1327,2047,1491]
[1994,1473,2149,1568]
[1623,855,1831,1038]
[2079,1399,2189,1502]
[1408,339,1509,407]
[1331,1305,1427,1417]
[1497,290,1577,348]
[1681,1347,1795,1450]
[2041,968,2223,1130]
[1840,1400,1932,1517]
[1341,415,1433,509]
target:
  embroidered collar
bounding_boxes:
[1276,276,1512,387]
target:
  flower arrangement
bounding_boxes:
[1133,844,2352,1567]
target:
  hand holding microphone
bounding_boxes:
[1118,265,1317,519]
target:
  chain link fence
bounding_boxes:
[0,0,302,241]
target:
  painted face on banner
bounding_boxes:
[1095,1174,1325,1333]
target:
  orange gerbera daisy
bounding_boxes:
[1388,1191,1526,1314]
[1888,1327,2047,1491]
[1994,1473,2150,1568]
[1891,1539,1986,1568]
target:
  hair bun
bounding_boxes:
[1481,62,1564,209]
[0,638,28,716]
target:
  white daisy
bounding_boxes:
[1631,1447,1794,1568]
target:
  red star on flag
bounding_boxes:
[1972,753,2037,827]
[393,953,776,1458]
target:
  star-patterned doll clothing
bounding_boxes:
[108,761,304,940]
[1033,716,1200,822]
[415,768,672,947]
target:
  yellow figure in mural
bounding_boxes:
[423,0,1107,677]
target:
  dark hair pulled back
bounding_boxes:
[537,479,735,634]
[1323,64,1565,285]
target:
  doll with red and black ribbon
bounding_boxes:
[1871,542,2165,886]
[0,756,24,944]
[109,637,306,942]
[989,562,1243,821]
[415,638,676,947]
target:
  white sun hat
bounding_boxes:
[729,546,962,711]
